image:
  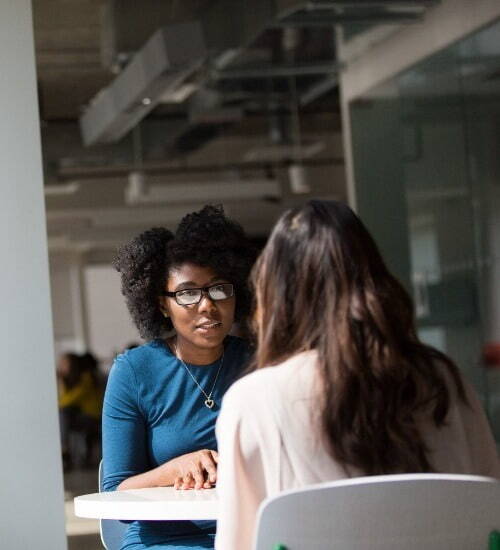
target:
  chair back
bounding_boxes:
[98,460,128,550]
[253,473,500,550]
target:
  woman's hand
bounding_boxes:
[116,449,218,491]
[164,449,218,490]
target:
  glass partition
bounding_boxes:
[350,17,500,441]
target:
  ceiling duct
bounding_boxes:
[80,21,206,146]
[81,0,439,149]
[100,1,211,70]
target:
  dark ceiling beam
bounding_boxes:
[214,62,339,80]
[56,156,344,181]
[302,1,437,7]
[272,12,423,26]
[272,0,440,27]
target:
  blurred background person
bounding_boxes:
[57,351,103,470]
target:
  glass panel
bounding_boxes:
[459,21,500,441]
[398,47,484,393]
[350,17,500,442]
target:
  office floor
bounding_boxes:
[64,467,102,550]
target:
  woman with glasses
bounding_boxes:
[215,199,500,550]
[102,205,255,550]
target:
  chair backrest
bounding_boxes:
[98,460,128,550]
[253,473,500,550]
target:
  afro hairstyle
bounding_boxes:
[114,205,256,340]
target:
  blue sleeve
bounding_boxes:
[102,354,148,491]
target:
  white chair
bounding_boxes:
[253,473,500,550]
[98,460,128,550]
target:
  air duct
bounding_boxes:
[80,21,206,146]
[81,0,438,148]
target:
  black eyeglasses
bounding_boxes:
[160,283,234,306]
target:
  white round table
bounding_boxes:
[74,487,218,520]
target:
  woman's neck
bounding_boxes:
[170,336,223,366]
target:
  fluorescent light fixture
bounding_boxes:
[125,171,147,204]
[44,182,80,196]
[244,140,325,162]
[124,178,281,205]
[288,163,311,194]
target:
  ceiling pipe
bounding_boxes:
[302,1,437,8]
[300,74,338,105]
[57,157,343,181]
[80,0,438,147]
[214,62,339,80]
[273,12,423,26]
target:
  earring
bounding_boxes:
[161,310,169,319]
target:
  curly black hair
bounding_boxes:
[114,205,256,341]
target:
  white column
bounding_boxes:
[69,252,90,352]
[0,2,67,549]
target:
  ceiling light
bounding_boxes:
[125,171,147,205]
[44,182,80,196]
[288,163,311,194]
[124,179,281,206]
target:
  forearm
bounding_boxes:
[117,461,176,490]
[117,449,219,490]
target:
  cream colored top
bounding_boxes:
[215,351,500,550]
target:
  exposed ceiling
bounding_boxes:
[34,0,109,121]
[33,0,439,257]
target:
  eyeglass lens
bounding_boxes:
[175,284,233,305]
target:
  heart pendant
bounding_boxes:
[205,398,215,409]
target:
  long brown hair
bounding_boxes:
[252,199,465,475]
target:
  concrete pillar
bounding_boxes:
[0,2,67,549]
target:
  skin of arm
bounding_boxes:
[117,449,219,490]
[103,352,221,492]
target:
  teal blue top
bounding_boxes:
[102,336,250,549]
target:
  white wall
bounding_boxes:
[84,265,142,367]
[49,256,142,369]
[50,251,91,357]
[50,253,80,356]
[0,2,67,549]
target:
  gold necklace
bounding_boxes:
[175,344,225,409]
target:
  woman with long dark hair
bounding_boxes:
[215,199,499,550]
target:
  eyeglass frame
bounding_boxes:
[159,283,234,306]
